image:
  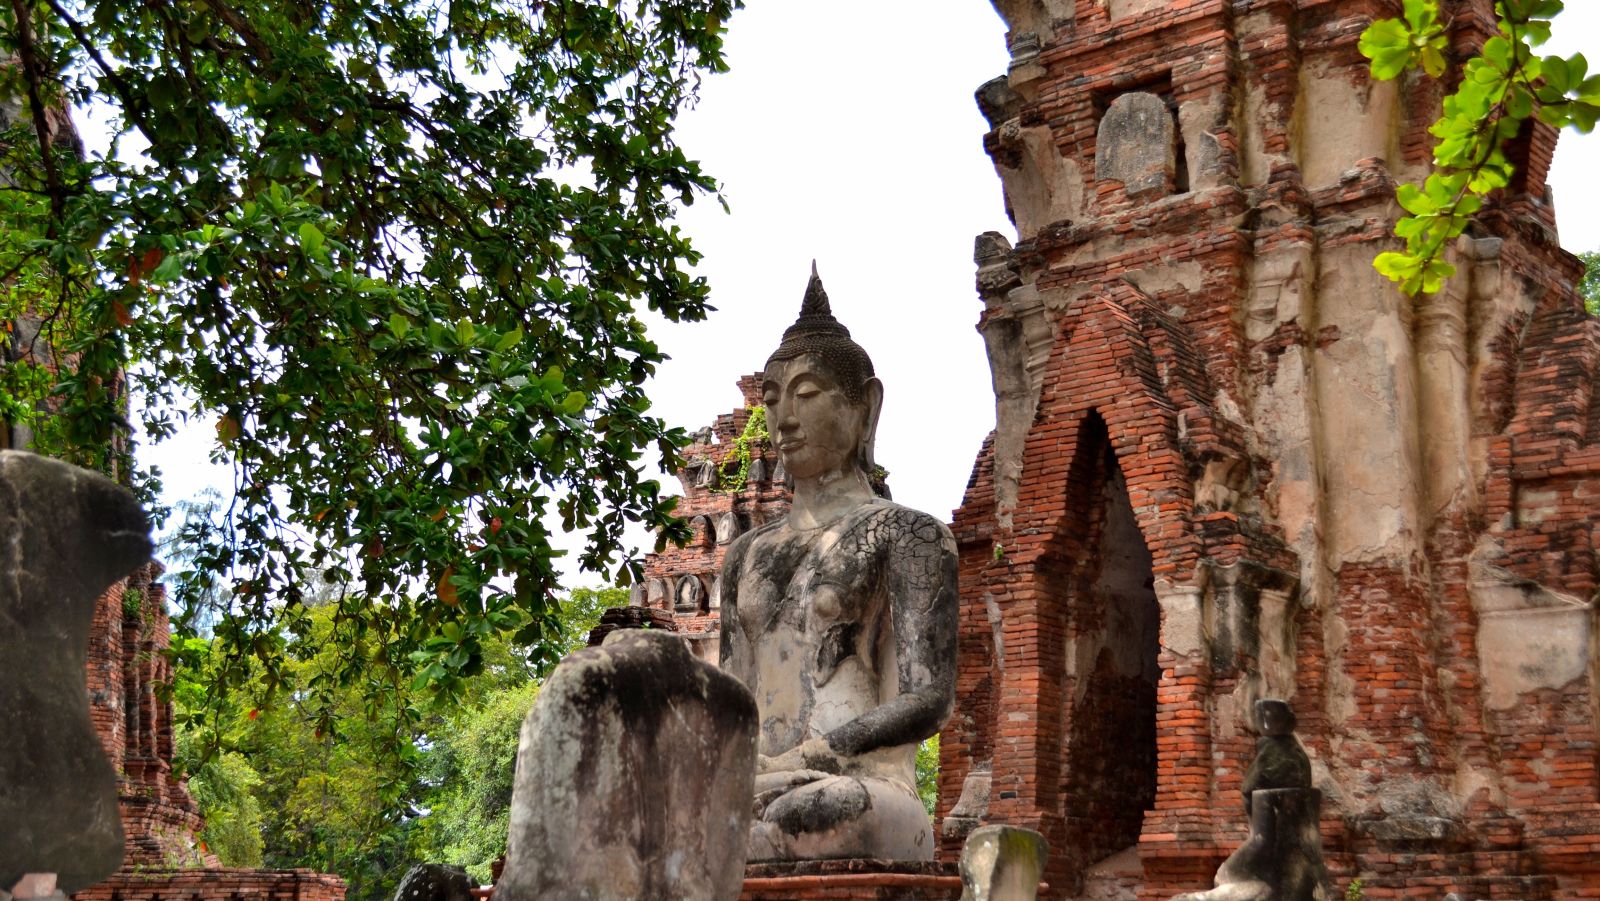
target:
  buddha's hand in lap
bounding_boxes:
[753,768,836,817]
[757,736,844,777]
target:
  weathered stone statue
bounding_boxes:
[959,825,1049,901]
[719,267,960,861]
[1,451,153,894]
[501,629,758,900]
[1173,699,1328,901]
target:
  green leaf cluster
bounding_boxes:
[915,733,940,817]
[1360,0,1598,294]
[177,730,267,868]
[1,0,733,765]
[1577,249,1600,316]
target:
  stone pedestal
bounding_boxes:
[740,860,964,901]
[1173,788,1328,901]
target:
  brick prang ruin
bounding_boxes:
[938,0,1600,899]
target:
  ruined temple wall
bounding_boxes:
[942,0,1599,897]
[73,868,346,901]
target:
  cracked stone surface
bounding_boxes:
[1,451,152,893]
[723,497,959,861]
[501,630,757,900]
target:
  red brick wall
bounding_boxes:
[74,868,346,901]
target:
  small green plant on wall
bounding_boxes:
[1345,878,1365,901]
[718,407,769,493]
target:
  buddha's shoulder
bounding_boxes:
[852,498,954,543]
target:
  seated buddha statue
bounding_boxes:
[718,267,959,862]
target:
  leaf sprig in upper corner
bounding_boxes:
[1360,0,1600,295]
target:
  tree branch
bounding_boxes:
[8,0,65,236]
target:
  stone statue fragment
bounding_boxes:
[692,456,718,488]
[959,825,1048,901]
[719,267,960,862]
[1172,699,1328,901]
[501,630,758,900]
[675,574,705,613]
[644,578,667,608]
[391,863,473,901]
[0,451,152,893]
[1095,91,1177,199]
[714,511,741,544]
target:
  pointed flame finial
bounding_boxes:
[766,259,874,403]
[786,261,848,341]
[800,262,833,319]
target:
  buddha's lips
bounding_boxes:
[777,437,806,451]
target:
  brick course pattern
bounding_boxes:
[941,1,1600,899]
[739,861,964,901]
[73,868,345,901]
[84,563,214,871]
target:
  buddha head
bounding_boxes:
[763,266,887,496]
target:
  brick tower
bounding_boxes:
[939,1,1600,898]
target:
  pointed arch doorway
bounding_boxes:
[1054,410,1161,874]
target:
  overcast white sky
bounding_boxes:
[136,3,1600,585]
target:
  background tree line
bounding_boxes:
[173,574,615,900]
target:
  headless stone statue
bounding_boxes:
[719,267,959,862]
[501,630,758,900]
[1242,698,1313,808]
[0,451,153,894]
[1173,699,1328,901]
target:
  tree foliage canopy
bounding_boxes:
[1578,249,1600,316]
[1,0,736,764]
[1359,0,1597,294]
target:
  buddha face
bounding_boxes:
[762,354,874,482]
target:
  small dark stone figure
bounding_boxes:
[391,864,474,901]
[1242,699,1313,805]
[1172,699,1328,901]
[1,451,153,894]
